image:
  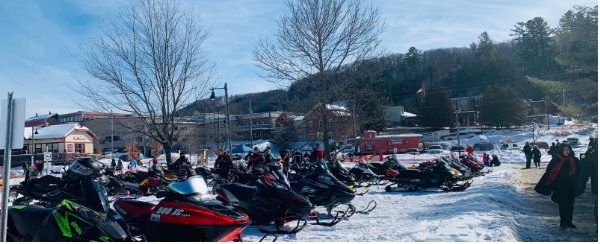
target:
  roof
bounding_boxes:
[305,103,351,118]
[402,111,417,117]
[24,123,98,140]
[361,134,422,139]
[25,113,57,122]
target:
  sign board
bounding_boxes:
[67,143,74,153]
[43,163,51,169]
[44,152,52,162]
[393,148,398,154]
[0,98,25,149]
[73,136,86,140]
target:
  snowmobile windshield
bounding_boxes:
[60,177,110,222]
[167,176,211,196]
[334,161,348,172]
[313,161,332,175]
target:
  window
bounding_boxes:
[404,140,409,144]
[309,121,313,128]
[319,120,322,128]
[387,141,391,145]
[365,142,374,151]
[328,119,332,127]
[136,137,143,142]
[76,143,84,153]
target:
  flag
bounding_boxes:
[416,87,424,94]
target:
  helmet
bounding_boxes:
[67,158,102,181]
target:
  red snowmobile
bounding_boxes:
[114,176,250,242]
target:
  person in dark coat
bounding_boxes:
[111,158,117,171]
[535,143,581,228]
[116,159,124,174]
[281,148,290,172]
[247,147,265,171]
[576,138,597,220]
[214,149,233,179]
[523,142,533,169]
[490,154,501,167]
[532,145,542,168]
[309,143,324,162]
[548,142,557,158]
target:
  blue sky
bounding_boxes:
[0,0,595,118]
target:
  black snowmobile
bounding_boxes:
[194,165,215,185]
[440,156,473,180]
[385,160,471,192]
[367,156,408,185]
[328,160,370,195]
[348,160,376,186]
[288,160,376,225]
[213,165,314,235]
[7,158,133,242]
[230,160,254,184]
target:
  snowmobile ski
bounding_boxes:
[354,200,377,214]
[259,219,307,235]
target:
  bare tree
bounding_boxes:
[254,0,386,159]
[76,0,215,165]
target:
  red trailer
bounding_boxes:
[358,130,423,154]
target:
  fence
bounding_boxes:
[0,153,101,167]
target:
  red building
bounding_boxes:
[358,130,423,154]
[303,103,353,142]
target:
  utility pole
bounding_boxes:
[352,101,357,138]
[249,97,253,148]
[545,97,549,130]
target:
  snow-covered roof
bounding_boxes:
[402,111,417,117]
[306,103,351,117]
[24,123,97,140]
[25,113,57,122]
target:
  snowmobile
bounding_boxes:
[288,160,376,226]
[230,161,254,184]
[348,160,376,186]
[385,160,472,192]
[460,155,491,176]
[114,176,250,242]
[7,158,133,242]
[440,156,473,180]
[367,156,408,185]
[328,160,370,195]
[213,165,314,235]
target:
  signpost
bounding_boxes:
[0,93,26,242]
[44,152,52,175]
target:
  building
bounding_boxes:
[24,123,98,154]
[303,103,353,142]
[59,111,128,123]
[273,113,305,141]
[25,112,59,127]
[384,106,417,127]
[456,111,480,127]
[231,112,283,141]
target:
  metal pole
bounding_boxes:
[249,97,253,148]
[224,83,232,155]
[1,92,15,242]
[111,109,114,158]
[456,106,461,155]
[31,126,34,167]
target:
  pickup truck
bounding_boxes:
[501,143,521,150]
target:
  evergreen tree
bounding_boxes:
[511,17,556,74]
[417,86,453,129]
[480,86,525,128]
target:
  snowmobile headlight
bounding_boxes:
[318,175,334,185]
[62,200,106,222]
[187,194,215,202]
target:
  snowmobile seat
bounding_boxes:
[396,170,423,179]
[9,206,54,238]
[29,175,64,193]
[114,199,156,222]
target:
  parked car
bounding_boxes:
[533,141,549,149]
[427,145,444,154]
[501,143,521,150]
[450,145,467,152]
[406,148,420,155]
[443,132,475,141]
[472,142,495,151]
[567,138,587,148]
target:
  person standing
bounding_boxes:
[310,143,324,162]
[111,158,117,171]
[116,159,124,174]
[532,145,542,168]
[482,152,488,166]
[281,148,291,172]
[248,147,265,171]
[292,148,303,165]
[214,149,232,179]
[548,142,557,158]
[576,138,597,220]
[535,143,581,228]
[466,144,474,156]
[523,142,533,169]
[130,159,137,168]
[378,151,383,161]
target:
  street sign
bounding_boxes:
[43,163,51,170]
[0,98,25,149]
[44,152,52,162]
